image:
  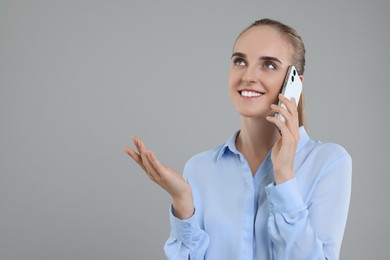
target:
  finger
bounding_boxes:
[270,104,296,135]
[271,104,292,122]
[124,147,147,172]
[131,136,143,155]
[124,146,141,163]
[142,150,162,181]
[278,94,298,118]
[280,96,300,138]
[134,139,160,180]
[274,95,299,132]
[131,136,158,180]
[133,136,152,164]
[266,115,293,140]
[148,150,167,177]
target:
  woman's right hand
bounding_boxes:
[124,136,194,220]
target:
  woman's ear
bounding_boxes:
[299,75,304,84]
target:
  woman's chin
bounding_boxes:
[236,109,269,119]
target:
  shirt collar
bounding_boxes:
[216,126,310,161]
[296,126,310,153]
[216,130,241,161]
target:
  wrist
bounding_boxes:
[172,190,194,220]
[273,169,294,185]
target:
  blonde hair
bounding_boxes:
[237,18,307,127]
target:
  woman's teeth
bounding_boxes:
[241,91,262,97]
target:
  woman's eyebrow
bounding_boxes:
[231,52,246,59]
[260,56,283,64]
[231,52,283,65]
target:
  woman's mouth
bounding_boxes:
[239,90,264,97]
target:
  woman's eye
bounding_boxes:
[233,58,246,67]
[264,62,276,70]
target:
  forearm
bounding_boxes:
[172,190,195,220]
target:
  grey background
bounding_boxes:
[0,0,389,259]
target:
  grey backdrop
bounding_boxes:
[1,0,389,259]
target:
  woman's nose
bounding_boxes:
[242,65,259,85]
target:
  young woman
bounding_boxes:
[124,18,352,260]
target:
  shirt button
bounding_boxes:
[270,203,274,208]
[183,223,191,230]
[183,234,190,241]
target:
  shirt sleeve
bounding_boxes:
[265,151,352,260]
[164,159,210,260]
[164,206,210,260]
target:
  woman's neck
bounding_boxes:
[235,117,279,174]
[237,117,279,154]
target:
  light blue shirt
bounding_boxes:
[164,127,352,260]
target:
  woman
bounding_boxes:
[124,18,352,260]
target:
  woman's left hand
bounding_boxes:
[266,94,300,185]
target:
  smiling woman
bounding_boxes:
[125,18,352,260]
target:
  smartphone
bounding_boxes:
[274,65,303,122]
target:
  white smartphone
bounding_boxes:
[274,65,303,122]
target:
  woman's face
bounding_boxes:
[228,26,294,119]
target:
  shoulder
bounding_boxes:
[182,144,225,179]
[295,138,352,191]
[302,138,352,177]
[184,145,223,169]
[298,127,351,165]
[309,140,351,162]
